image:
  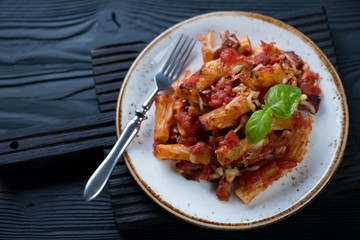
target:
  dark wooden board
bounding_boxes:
[0,0,360,239]
[0,113,116,165]
[0,148,122,239]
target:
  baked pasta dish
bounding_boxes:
[152,30,321,204]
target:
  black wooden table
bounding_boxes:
[0,0,360,239]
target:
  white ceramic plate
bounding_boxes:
[116,11,348,229]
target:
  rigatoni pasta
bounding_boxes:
[154,94,174,143]
[153,30,321,204]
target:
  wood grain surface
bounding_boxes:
[0,0,359,239]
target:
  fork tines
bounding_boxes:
[161,34,196,80]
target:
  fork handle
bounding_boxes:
[83,87,158,201]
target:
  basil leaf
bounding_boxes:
[262,104,269,111]
[265,84,301,118]
[245,108,273,144]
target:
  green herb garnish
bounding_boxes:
[245,84,301,144]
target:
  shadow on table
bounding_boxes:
[0,147,104,189]
[120,186,360,239]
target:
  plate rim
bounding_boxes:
[115,11,349,230]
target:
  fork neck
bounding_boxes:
[135,86,158,119]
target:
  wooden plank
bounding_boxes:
[0,146,121,239]
[0,125,114,154]
[285,15,327,27]
[91,41,148,58]
[92,61,133,76]
[98,92,120,104]
[0,112,114,141]
[0,113,116,165]
[93,70,128,84]
[0,136,116,165]
[95,81,123,95]
[92,52,140,66]
[99,103,118,112]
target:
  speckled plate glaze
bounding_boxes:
[115,11,348,229]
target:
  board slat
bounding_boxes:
[0,112,116,165]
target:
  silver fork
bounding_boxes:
[84,35,196,201]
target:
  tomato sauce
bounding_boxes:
[242,47,252,56]
[212,33,240,60]
[208,82,233,108]
[174,112,201,137]
[180,135,200,146]
[222,130,240,148]
[292,111,313,128]
[220,48,249,67]
[176,161,209,181]
[185,69,201,86]
[257,65,275,72]
[208,136,225,149]
[253,52,269,66]
[191,141,208,155]
[276,157,297,170]
[216,179,231,201]
[252,45,280,67]
[309,95,321,112]
[238,157,296,186]
[285,51,303,69]
[223,34,240,49]
[257,87,270,104]
[238,167,264,185]
[298,81,322,96]
[261,41,276,55]
[267,131,291,148]
[180,68,203,91]
[199,165,211,180]
[298,71,321,96]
